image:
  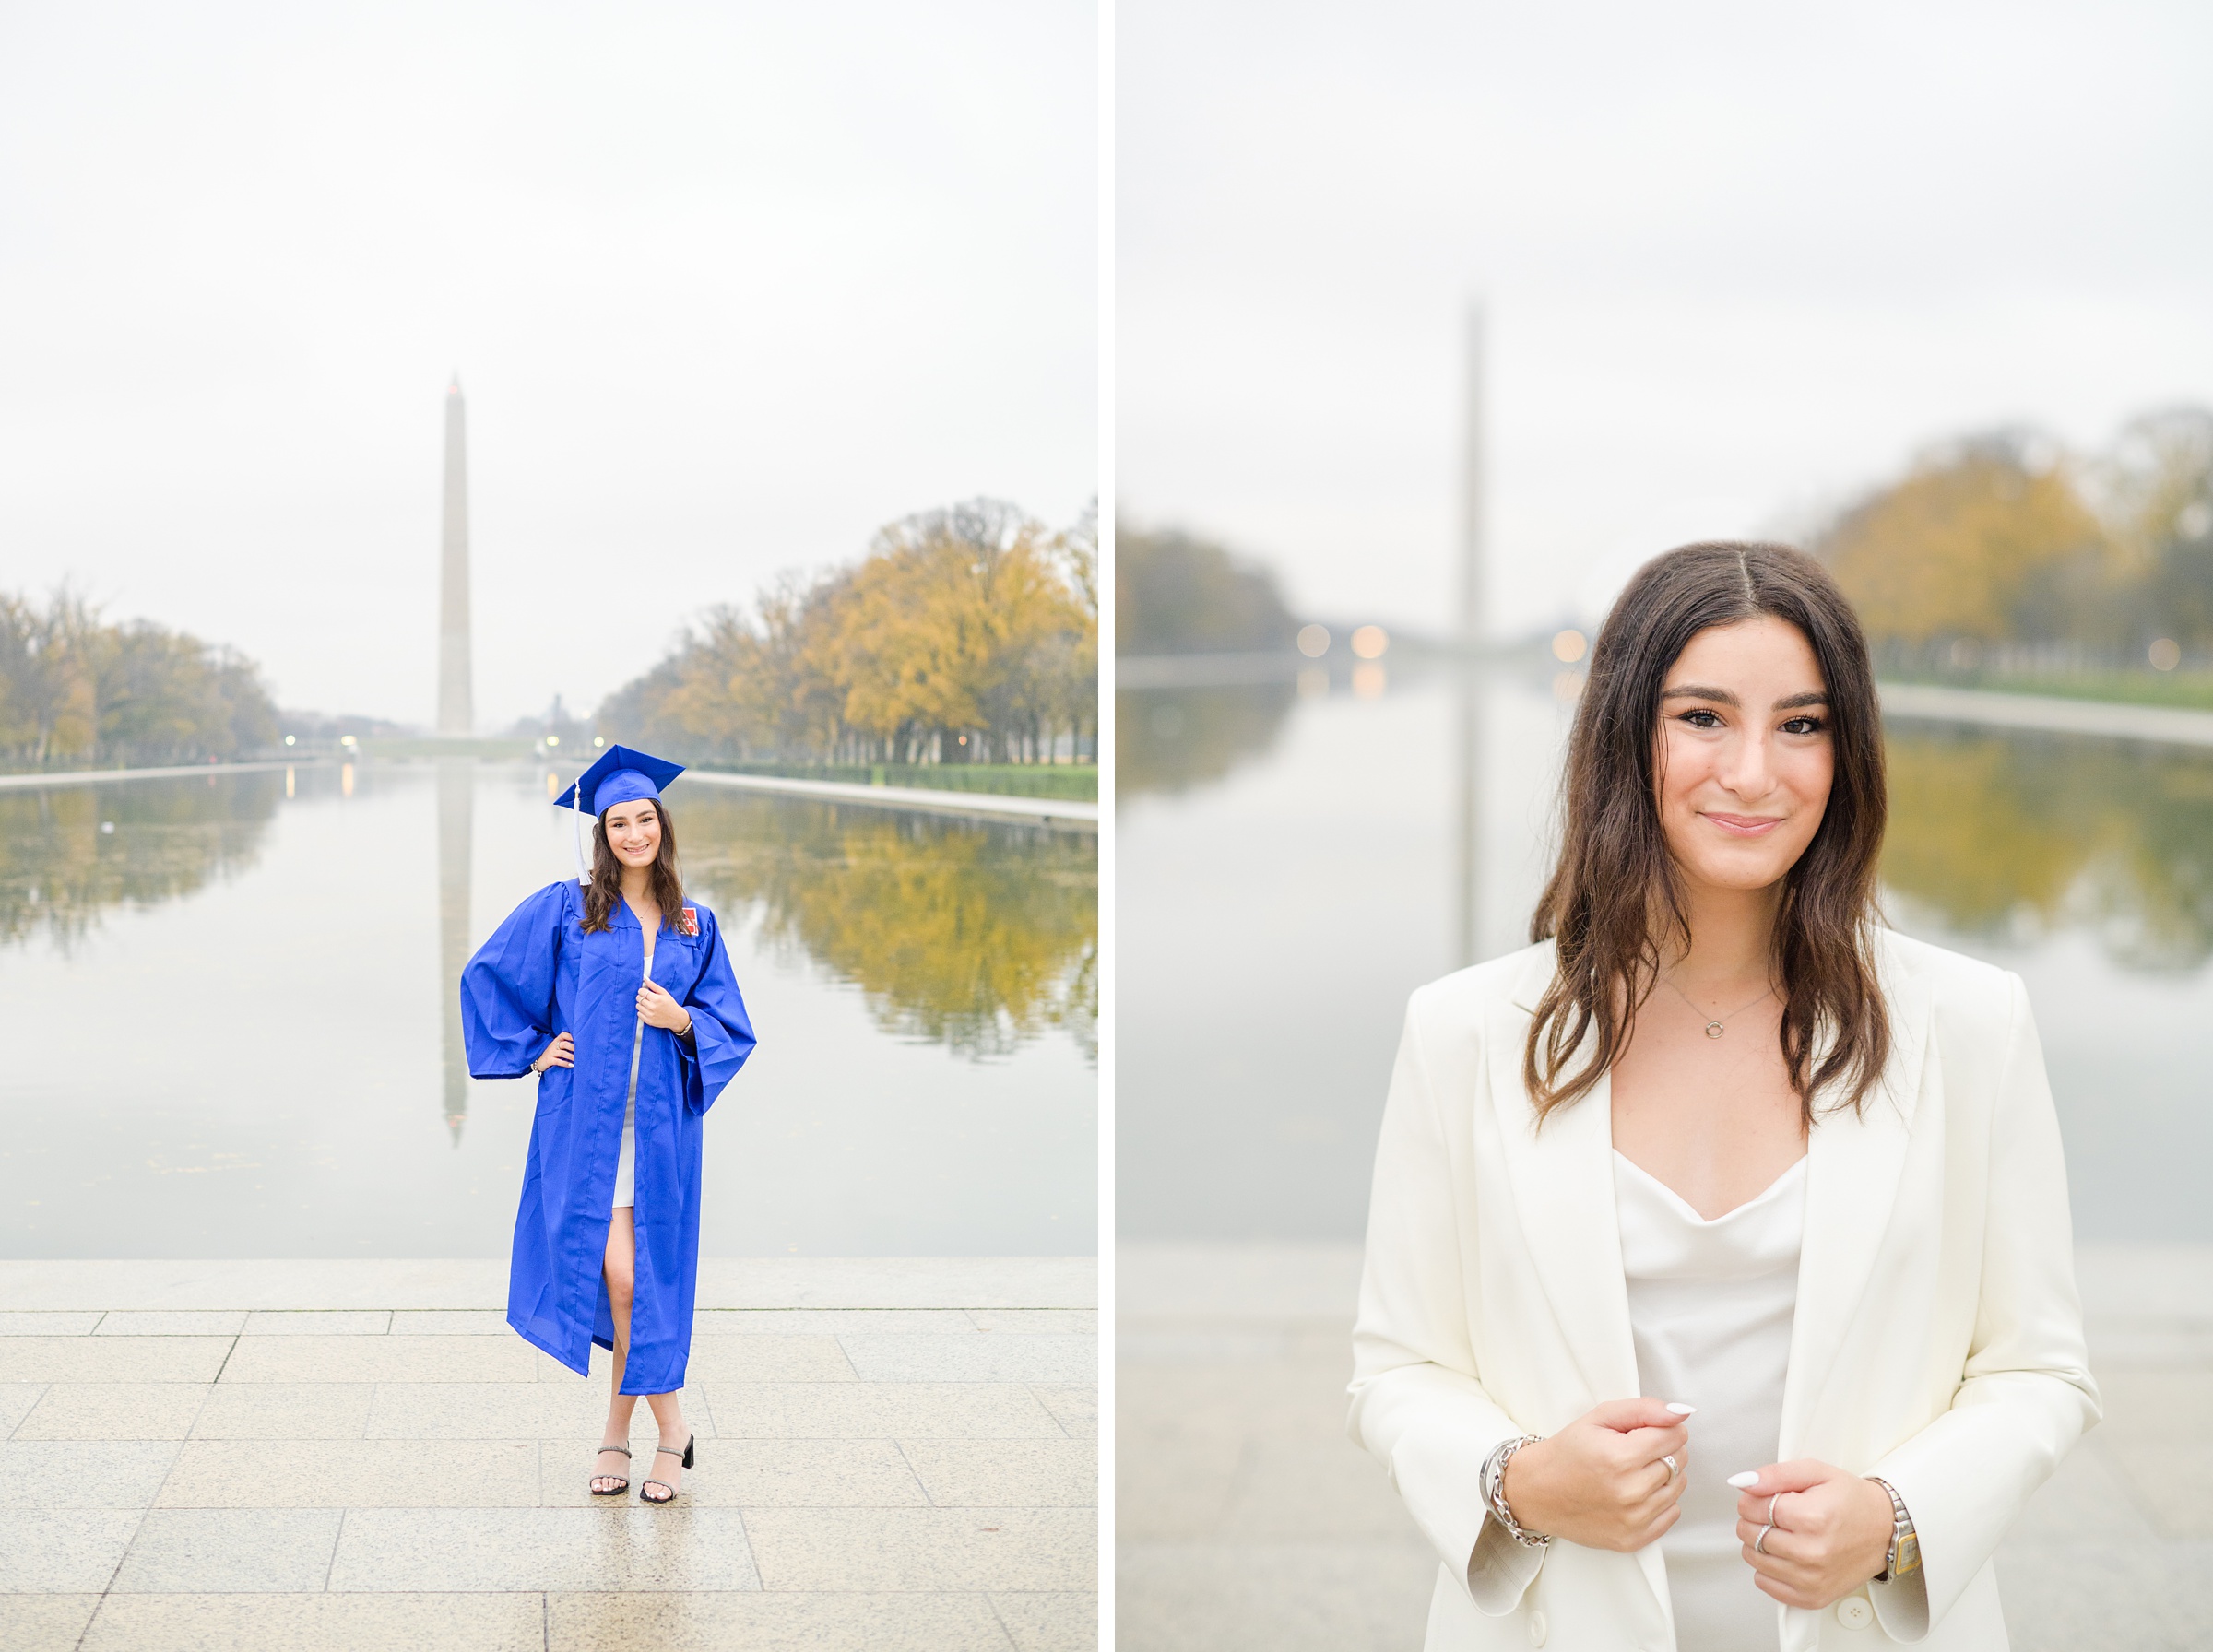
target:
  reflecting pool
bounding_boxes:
[1118,661,2213,1245]
[0,762,1096,1258]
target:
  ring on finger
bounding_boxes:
[1754,1523,1774,1555]
[1765,1493,1781,1525]
[1662,1453,1681,1481]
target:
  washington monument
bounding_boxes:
[437,377,474,737]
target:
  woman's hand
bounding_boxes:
[1732,1461,1895,1608]
[1499,1398,1691,1552]
[637,979,692,1033]
[531,1032,574,1072]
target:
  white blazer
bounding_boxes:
[1348,931,2099,1652]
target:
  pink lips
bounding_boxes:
[1704,812,1783,837]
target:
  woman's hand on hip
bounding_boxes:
[637,979,691,1032]
[1499,1398,1690,1552]
[531,1032,574,1072]
[1733,1461,1894,1608]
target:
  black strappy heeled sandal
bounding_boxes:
[590,1445,632,1496]
[639,1434,694,1504]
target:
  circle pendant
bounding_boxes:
[1704,1021,1724,1039]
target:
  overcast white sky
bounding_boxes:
[1119,0,2213,638]
[1,1,1095,728]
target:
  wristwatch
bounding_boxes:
[1868,1477,1921,1582]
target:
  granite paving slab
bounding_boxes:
[15,1383,209,1441]
[898,1440,1098,1508]
[109,1507,344,1593]
[990,1590,1100,1652]
[546,1589,1017,1651]
[220,1335,537,1384]
[241,1311,392,1336]
[699,1382,1071,1440]
[0,1441,182,1509]
[0,1508,146,1592]
[3,1592,101,1651]
[94,1313,247,1337]
[970,1311,1099,1336]
[155,1438,541,1509]
[0,1315,101,1338]
[695,1309,977,1337]
[0,1382,46,1434]
[840,1334,1096,1385]
[1031,1386,1097,1441]
[326,1505,762,1591]
[77,1590,547,1651]
[0,1338,231,1383]
[189,1382,375,1440]
[742,1505,1095,1592]
[362,1381,710,1442]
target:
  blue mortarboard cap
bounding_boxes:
[554,745,687,814]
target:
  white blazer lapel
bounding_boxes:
[1778,950,1934,1456]
[1484,976,1639,1410]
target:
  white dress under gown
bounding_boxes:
[1613,1150,1806,1652]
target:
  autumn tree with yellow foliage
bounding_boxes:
[600,499,1096,765]
[1821,411,2213,666]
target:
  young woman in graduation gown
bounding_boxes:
[1349,546,2097,1650]
[462,747,755,1504]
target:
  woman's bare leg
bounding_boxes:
[593,1208,638,1493]
[644,1386,691,1495]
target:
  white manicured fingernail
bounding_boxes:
[1726,1471,1760,1489]
[1665,1403,1697,1415]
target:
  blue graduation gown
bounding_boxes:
[460,881,756,1395]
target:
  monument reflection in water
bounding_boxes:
[1118,661,2213,1247]
[0,762,1095,1258]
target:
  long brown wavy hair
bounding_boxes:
[1524,541,1890,1126]
[581,798,688,935]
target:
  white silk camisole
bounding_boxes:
[1614,1150,1806,1652]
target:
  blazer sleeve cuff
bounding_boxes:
[1389,1418,1544,1615]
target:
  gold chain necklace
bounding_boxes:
[1661,974,1776,1040]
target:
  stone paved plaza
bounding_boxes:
[1118,1242,2213,1652]
[0,1257,1096,1651]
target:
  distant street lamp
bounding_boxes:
[1552,630,1587,664]
[1297,624,1331,658]
[1351,626,1390,661]
[2150,638,2182,671]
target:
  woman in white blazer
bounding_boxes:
[1349,543,2098,1652]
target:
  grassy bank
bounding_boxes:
[1888,670,2213,713]
[694,761,1097,801]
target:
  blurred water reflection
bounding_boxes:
[1118,667,2213,1245]
[1886,730,2213,970]
[681,792,1098,1060]
[0,771,279,948]
[0,763,1095,1257]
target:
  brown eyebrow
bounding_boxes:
[1660,685,1828,711]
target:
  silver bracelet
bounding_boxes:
[1479,1434,1551,1548]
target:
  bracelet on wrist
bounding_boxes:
[1867,1476,1920,1582]
[1479,1434,1551,1549]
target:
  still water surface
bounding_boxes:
[1120,662,2213,1245]
[1,762,1095,1257]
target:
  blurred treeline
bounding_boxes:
[1823,408,2213,666]
[600,499,1097,767]
[1118,525,1298,655]
[678,790,1097,1059]
[0,591,279,771]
